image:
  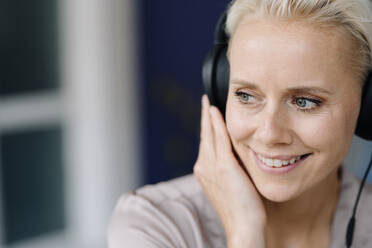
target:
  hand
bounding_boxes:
[193,95,267,248]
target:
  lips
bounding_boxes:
[253,150,312,173]
[257,153,302,167]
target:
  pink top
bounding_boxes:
[108,168,372,247]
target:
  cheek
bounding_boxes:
[293,107,358,155]
[294,115,339,149]
[226,103,254,141]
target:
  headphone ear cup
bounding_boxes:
[355,77,372,140]
[202,46,220,107]
[202,45,230,116]
[214,46,230,116]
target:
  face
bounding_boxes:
[226,19,362,202]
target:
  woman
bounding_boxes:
[108,0,372,247]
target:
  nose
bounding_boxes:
[253,105,293,147]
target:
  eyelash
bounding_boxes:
[234,91,323,113]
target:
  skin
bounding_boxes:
[194,18,363,248]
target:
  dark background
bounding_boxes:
[140,0,229,184]
[0,0,64,244]
[0,0,59,96]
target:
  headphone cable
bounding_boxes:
[346,152,372,248]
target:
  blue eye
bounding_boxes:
[293,97,322,112]
[235,91,256,103]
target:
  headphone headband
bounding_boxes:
[214,12,229,45]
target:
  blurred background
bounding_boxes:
[0,0,371,247]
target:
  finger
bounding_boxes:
[200,95,215,150]
[209,105,232,153]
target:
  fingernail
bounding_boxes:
[202,94,208,107]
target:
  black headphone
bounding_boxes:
[202,11,372,248]
[202,11,372,141]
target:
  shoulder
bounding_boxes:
[352,171,372,247]
[108,174,225,248]
[331,168,372,247]
[133,174,205,205]
[340,168,372,217]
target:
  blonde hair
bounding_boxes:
[226,0,372,83]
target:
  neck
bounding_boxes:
[263,167,341,247]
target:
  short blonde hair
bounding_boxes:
[226,0,372,83]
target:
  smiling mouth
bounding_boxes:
[256,153,312,168]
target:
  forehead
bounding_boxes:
[228,19,354,89]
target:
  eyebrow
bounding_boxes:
[230,79,333,95]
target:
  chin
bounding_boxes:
[254,181,303,203]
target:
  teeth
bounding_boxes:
[257,154,302,168]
